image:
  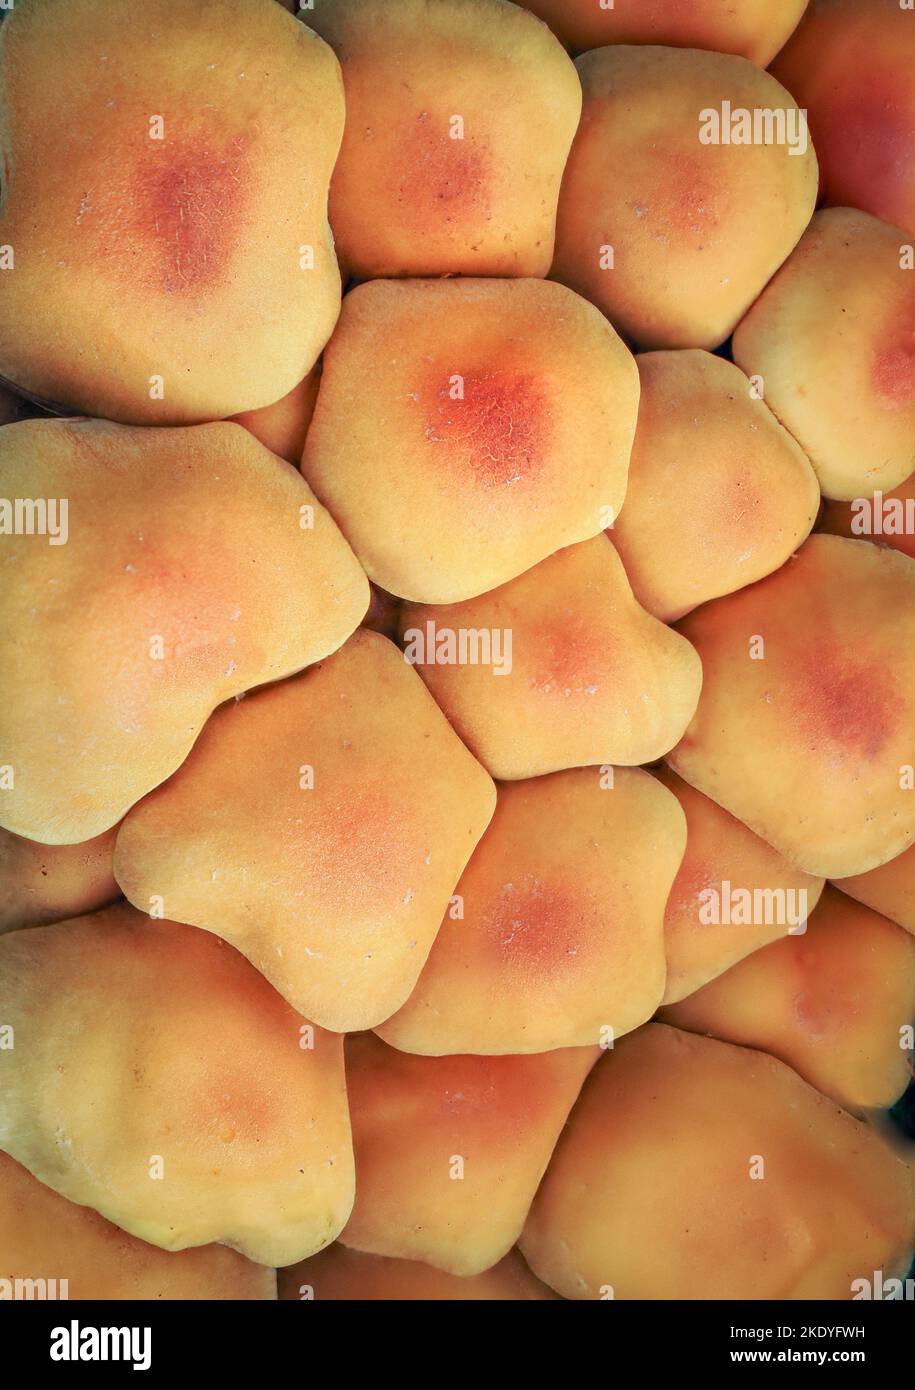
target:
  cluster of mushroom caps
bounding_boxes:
[1,0,914,1302]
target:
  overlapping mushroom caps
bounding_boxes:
[835,846,915,938]
[0,0,911,1313]
[516,0,810,64]
[663,887,915,1110]
[0,419,368,844]
[0,1153,277,1301]
[655,768,824,1006]
[822,472,915,563]
[551,46,818,350]
[377,768,685,1055]
[611,351,820,620]
[300,278,640,602]
[0,0,344,424]
[340,1033,599,1275]
[113,630,496,1032]
[732,208,915,499]
[232,367,321,467]
[307,0,581,278]
[360,584,402,643]
[398,536,702,779]
[772,0,915,236]
[0,905,354,1267]
[279,1244,556,1302]
[521,1025,915,1301]
[669,536,915,878]
[0,825,119,935]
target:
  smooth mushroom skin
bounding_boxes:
[377,767,685,1055]
[551,46,818,350]
[0,0,344,424]
[663,887,915,1110]
[0,825,120,935]
[612,351,820,621]
[278,1243,557,1301]
[515,0,809,64]
[0,419,368,844]
[0,905,354,1267]
[306,0,581,279]
[669,535,915,879]
[231,367,321,466]
[821,472,915,563]
[834,844,915,939]
[341,1033,600,1276]
[398,536,702,779]
[521,1024,915,1300]
[114,631,496,1033]
[733,209,915,500]
[300,277,640,603]
[656,768,824,1006]
[0,1152,277,1301]
[771,0,915,237]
